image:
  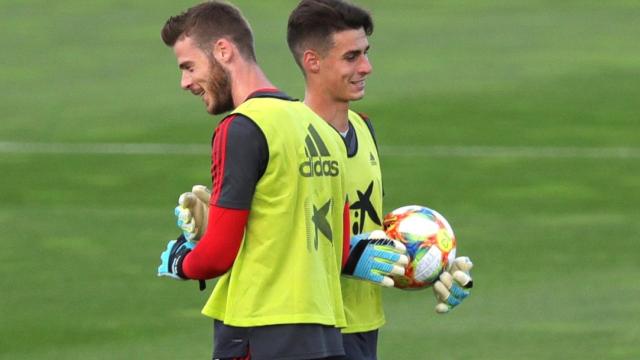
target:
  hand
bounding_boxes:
[157,235,196,280]
[175,185,210,241]
[433,256,474,314]
[343,230,409,287]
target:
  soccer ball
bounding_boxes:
[383,205,457,290]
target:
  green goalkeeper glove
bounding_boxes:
[433,256,474,314]
[174,185,210,241]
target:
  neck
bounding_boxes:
[230,62,276,106]
[304,88,350,133]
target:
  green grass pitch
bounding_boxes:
[1,0,639,359]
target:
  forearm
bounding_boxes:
[182,205,249,279]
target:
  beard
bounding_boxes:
[204,57,234,115]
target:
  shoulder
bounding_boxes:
[349,110,376,136]
[213,114,267,163]
[234,91,299,115]
[349,110,374,128]
[355,111,370,122]
[234,98,307,130]
[216,113,264,141]
[349,110,371,123]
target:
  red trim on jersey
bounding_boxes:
[182,205,249,279]
[342,200,351,268]
[211,124,220,203]
[211,115,235,205]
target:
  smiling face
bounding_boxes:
[173,36,233,115]
[318,28,372,103]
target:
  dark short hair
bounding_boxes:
[287,0,373,68]
[161,1,256,61]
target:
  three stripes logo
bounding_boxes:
[299,124,340,177]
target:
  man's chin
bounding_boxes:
[350,91,366,101]
[203,100,216,115]
[206,101,234,115]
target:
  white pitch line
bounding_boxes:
[379,145,640,159]
[0,141,206,155]
[0,141,639,159]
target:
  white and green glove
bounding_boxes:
[433,256,474,314]
[171,185,210,291]
[174,185,210,241]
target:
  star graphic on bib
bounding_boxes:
[350,181,381,234]
[312,199,333,249]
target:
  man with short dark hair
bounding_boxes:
[156,2,408,359]
[287,0,474,358]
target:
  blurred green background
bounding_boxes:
[1,0,639,359]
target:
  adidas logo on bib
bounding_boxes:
[299,124,340,177]
[369,152,378,166]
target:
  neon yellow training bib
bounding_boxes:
[202,98,348,328]
[341,110,385,333]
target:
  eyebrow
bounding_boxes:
[179,61,194,70]
[343,45,370,57]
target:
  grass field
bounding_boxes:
[1,0,639,359]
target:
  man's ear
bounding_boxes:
[212,38,234,64]
[302,49,321,74]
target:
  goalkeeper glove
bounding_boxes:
[433,256,474,314]
[175,185,210,241]
[157,235,195,280]
[343,230,409,287]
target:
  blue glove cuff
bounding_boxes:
[157,235,195,280]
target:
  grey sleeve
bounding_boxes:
[211,114,268,209]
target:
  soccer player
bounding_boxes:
[156,2,406,359]
[286,0,474,358]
